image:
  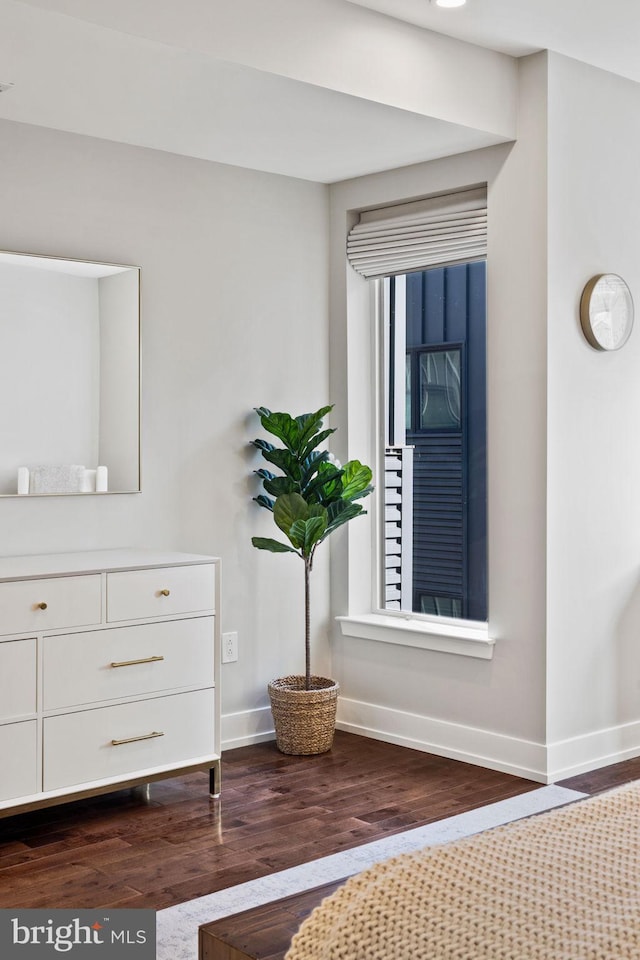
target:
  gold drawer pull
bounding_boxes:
[158,589,171,597]
[110,655,165,669]
[111,731,164,747]
[35,602,48,610]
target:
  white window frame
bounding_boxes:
[335,268,495,661]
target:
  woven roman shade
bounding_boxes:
[346,186,487,279]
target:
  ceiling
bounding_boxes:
[347,0,640,84]
[0,0,637,183]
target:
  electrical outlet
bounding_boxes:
[222,631,238,663]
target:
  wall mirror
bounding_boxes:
[0,251,140,496]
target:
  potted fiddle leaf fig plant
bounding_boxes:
[251,404,373,755]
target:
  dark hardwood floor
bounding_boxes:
[0,731,637,911]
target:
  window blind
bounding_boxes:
[346,186,487,280]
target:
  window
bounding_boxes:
[382,263,487,622]
[345,186,488,631]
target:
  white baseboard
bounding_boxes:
[547,718,640,782]
[221,706,274,751]
[336,697,549,782]
[221,698,550,780]
[221,699,640,782]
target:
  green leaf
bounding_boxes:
[251,536,298,554]
[287,520,306,550]
[255,409,301,452]
[322,500,365,539]
[350,484,374,502]
[304,462,344,503]
[304,513,328,552]
[300,428,336,460]
[327,499,363,523]
[300,449,331,488]
[295,405,334,449]
[340,460,373,501]
[261,447,302,481]
[289,513,328,556]
[251,438,275,455]
[273,493,309,539]
[254,468,276,483]
[263,475,298,498]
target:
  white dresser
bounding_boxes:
[0,549,220,816]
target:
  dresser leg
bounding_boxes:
[132,783,151,803]
[209,761,221,799]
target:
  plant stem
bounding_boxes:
[304,557,311,690]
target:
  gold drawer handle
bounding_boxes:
[111,731,164,747]
[110,655,165,669]
[158,589,171,597]
[35,602,48,611]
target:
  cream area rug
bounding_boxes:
[286,780,640,960]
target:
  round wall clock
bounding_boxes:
[580,273,634,351]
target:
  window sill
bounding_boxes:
[336,613,495,660]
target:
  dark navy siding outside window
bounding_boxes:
[404,262,487,621]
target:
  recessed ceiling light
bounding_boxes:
[431,0,467,8]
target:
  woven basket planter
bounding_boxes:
[268,675,340,756]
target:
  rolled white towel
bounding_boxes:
[80,469,96,493]
[96,465,108,492]
[30,464,86,494]
[17,467,29,495]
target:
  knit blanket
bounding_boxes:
[285,780,640,960]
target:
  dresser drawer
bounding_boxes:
[0,721,38,802]
[106,565,215,622]
[0,575,101,637]
[43,617,215,710]
[43,689,216,791]
[0,638,36,720]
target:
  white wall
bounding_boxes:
[0,261,99,493]
[328,54,550,780]
[329,51,640,783]
[546,54,640,775]
[0,118,329,745]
